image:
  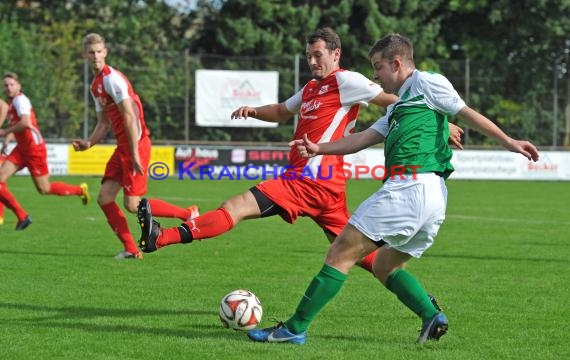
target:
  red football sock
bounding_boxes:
[48,182,83,196]
[100,202,139,254]
[157,208,235,248]
[148,198,190,220]
[0,202,4,218]
[359,250,378,274]
[0,182,28,221]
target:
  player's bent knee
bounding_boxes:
[375,264,405,285]
[374,267,392,284]
[123,203,138,214]
[325,246,360,273]
[220,193,259,220]
[97,194,114,207]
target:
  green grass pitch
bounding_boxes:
[0,176,568,359]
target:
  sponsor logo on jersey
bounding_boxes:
[301,99,321,114]
[318,85,329,95]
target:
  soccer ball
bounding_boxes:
[219,289,263,331]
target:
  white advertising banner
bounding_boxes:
[343,149,570,181]
[195,70,279,128]
[450,150,570,180]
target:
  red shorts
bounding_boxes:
[102,136,151,196]
[255,177,349,236]
[6,144,49,177]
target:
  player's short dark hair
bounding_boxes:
[307,27,341,52]
[368,33,414,64]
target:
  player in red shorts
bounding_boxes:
[0,72,90,230]
[72,33,199,260]
[0,98,8,225]
[137,28,463,273]
[0,146,10,226]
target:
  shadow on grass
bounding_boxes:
[318,333,400,344]
[0,249,111,258]
[0,302,212,319]
[0,302,383,343]
[0,301,225,339]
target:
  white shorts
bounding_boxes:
[348,173,447,258]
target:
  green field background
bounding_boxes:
[0,177,568,359]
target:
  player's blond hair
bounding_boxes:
[83,33,106,50]
[3,71,19,82]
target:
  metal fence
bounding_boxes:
[81,51,570,147]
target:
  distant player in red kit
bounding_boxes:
[73,33,198,260]
[0,72,89,230]
[0,98,10,225]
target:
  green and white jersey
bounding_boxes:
[371,70,465,180]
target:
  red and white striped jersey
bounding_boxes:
[284,69,383,189]
[7,93,44,150]
[90,65,149,148]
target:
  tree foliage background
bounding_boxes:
[0,0,568,146]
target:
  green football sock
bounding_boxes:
[284,264,347,334]
[386,268,439,321]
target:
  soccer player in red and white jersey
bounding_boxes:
[0,72,90,230]
[137,27,463,272]
[0,98,9,225]
[72,33,199,260]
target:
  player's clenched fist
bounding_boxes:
[71,139,91,151]
[289,133,319,158]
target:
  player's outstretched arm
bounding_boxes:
[231,103,293,124]
[291,128,385,158]
[456,106,539,161]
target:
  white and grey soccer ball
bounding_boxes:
[219,289,263,331]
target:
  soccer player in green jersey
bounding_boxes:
[247,33,540,345]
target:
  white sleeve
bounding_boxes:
[284,86,304,113]
[421,73,466,115]
[336,71,383,107]
[370,113,390,137]
[90,90,102,112]
[102,72,131,104]
[12,96,32,116]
